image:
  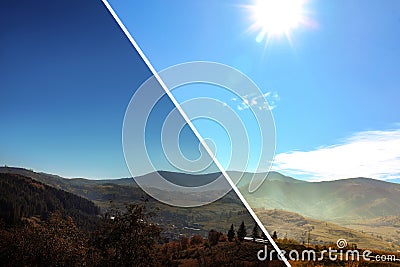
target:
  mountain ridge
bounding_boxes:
[1,166,399,250]
[2,167,400,221]
[0,172,100,230]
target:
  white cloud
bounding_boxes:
[272,128,400,181]
[234,91,279,111]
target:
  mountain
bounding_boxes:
[2,167,399,223]
[0,172,100,230]
[0,168,241,208]
[1,167,399,250]
[263,171,306,183]
[0,167,144,208]
[0,167,249,238]
[239,175,400,251]
[157,171,223,187]
[241,176,400,222]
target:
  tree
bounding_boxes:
[261,231,268,241]
[208,229,220,246]
[227,224,235,242]
[190,235,204,246]
[272,231,278,240]
[0,212,91,266]
[237,221,247,241]
[92,204,161,267]
[251,223,259,241]
[180,236,189,250]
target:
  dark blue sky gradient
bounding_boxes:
[0,0,153,178]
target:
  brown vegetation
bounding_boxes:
[0,204,160,267]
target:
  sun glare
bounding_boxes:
[247,0,310,44]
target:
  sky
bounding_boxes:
[1,0,399,181]
[0,0,153,178]
[107,0,400,181]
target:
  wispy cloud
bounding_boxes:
[234,91,279,111]
[272,128,400,181]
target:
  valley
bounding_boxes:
[1,167,399,252]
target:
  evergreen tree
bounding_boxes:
[272,231,278,240]
[237,221,247,241]
[261,231,268,241]
[251,223,259,241]
[227,224,235,242]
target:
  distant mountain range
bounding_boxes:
[238,173,400,222]
[1,166,399,251]
[2,167,399,223]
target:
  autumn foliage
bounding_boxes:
[0,204,160,266]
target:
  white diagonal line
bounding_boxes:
[101,1,290,266]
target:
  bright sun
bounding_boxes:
[247,0,310,44]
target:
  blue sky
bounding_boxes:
[1,0,400,181]
[0,0,153,178]
[108,0,400,152]
[108,0,400,181]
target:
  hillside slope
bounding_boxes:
[1,167,399,250]
[0,172,100,229]
[2,167,399,223]
[241,177,400,222]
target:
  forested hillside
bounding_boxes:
[0,173,100,229]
